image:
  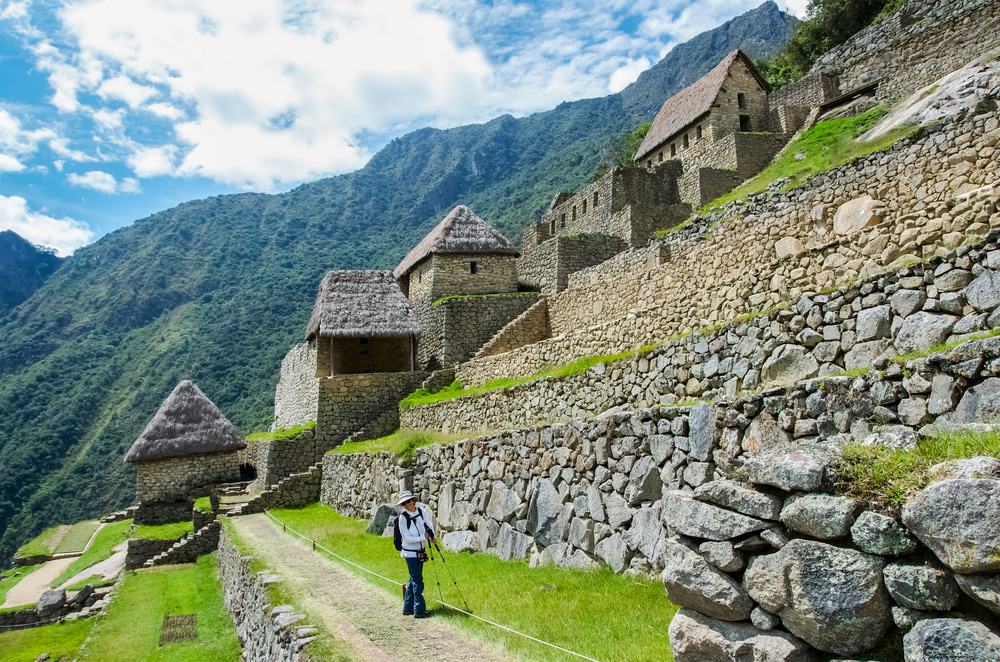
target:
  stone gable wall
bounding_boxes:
[458,109,1000,389]
[518,233,627,294]
[135,451,241,503]
[476,297,551,358]
[244,430,318,490]
[271,342,319,431]
[316,371,429,447]
[428,253,519,302]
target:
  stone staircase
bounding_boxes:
[229,463,322,516]
[142,521,221,567]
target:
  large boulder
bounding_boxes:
[366,503,396,535]
[527,478,566,547]
[486,483,521,522]
[902,618,1000,661]
[761,345,819,387]
[594,533,630,573]
[883,562,960,611]
[745,452,826,492]
[850,511,919,556]
[779,494,858,540]
[668,609,814,662]
[964,269,1000,311]
[955,573,1000,616]
[833,195,885,236]
[901,477,1000,573]
[743,539,891,655]
[442,530,480,553]
[625,505,664,561]
[694,480,783,521]
[660,538,753,621]
[36,588,67,617]
[688,404,717,462]
[893,312,957,355]
[949,378,1000,425]
[857,305,892,341]
[661,491,769,541]
[495,523,533,561]
[742,413,791,457]
[625,456,662,505]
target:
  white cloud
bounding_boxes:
[127,144,176,177]
[48,136,94,162]
[0,194,93,255]
[0,153,25,172]
[97,75,158,108]
[609,57,650,92]
[144,102,184,120]
[92,108,124,129]
[67,169,139,194]
[0,107,55,157]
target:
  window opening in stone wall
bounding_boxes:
[560,213,566,229]
[696,125,703,140]
[572,205,577,221]
[359,337,370,354]
[593,191,599,207]
[470,261,478,274]
[647,159,652,168]
[670,143,676,157]
[550,219,556,235]
[658,150,663,163]
[582,199,587,214]
[737,92,746,109]
[740,114,752,131]
[683,133,689,149]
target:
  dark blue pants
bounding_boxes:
[404,556,426,615]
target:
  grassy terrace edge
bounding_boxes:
[246,419,316,443]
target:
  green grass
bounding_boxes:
[432,291,537,307]
[246,419,316,442]
[0,618,94,662]
[52,519,132,587]
[270,503,676,661]
[892,329,1000,364]
[132,521,194,541]
[835,431,1000,513]
[331,428,469,463]
[220,519,356,661]
[194,496,213,513]
[81,554,241,662]
[400,345,659,410]
[14,524,67,559]
[704,106,918,211]
[66,574,117,591]
[53,519,101,555]
[0,564,41,605]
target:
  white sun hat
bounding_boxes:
[396,490,417,506]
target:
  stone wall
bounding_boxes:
[271,342,319,431]
[145,521,220,567]
[126,536,182,569]
[417,293,539,368]
[0,585,105,631]
[239,464,322,515]
[135,451,241,503]
[455,107,1000,389]
[217,528,319,662]
[518,233,626,294]
[476,297,551,358]
[320,451,400,518]
[424,253,519,303]
[244,429,319,490]
[315,371,428,447]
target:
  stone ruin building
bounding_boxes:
[124,379,245,524]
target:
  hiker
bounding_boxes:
[394,490,435,618]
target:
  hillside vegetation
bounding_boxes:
[0,230,62,317]
[0,3,798,559]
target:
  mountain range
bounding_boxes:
[0,230,62,317]
[0,1,797,558]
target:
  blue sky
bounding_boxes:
[0,0,805,255]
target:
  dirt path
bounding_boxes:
[232,514,510,662]
[2,557,76,607]
[58,542,127,590]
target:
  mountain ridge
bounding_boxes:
[0,230,62,318]
[0,2,797,559]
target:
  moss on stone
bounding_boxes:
[246,419,316,442]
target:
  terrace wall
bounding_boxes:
[315,371,429,448]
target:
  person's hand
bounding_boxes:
[424,531,431,540]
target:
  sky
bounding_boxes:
[0,0,807,256]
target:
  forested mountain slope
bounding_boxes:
[0,231,62,317]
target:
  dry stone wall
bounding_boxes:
[244,430,318,490]
[135,451,241,503]
[476,297,550,358]
[518,233,626,294]
[315,371,428,447]
[217,528,320,662]
[418,293,538,368]
[459,107,1000,389]
[271,342,319,431]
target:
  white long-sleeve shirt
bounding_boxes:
[398,505,434,559]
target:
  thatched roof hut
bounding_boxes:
[305,270,421,341]
[393,205,518,280]
[634,49,770,163]
[124,380,245,463]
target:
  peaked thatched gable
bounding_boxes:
[393,205,519,279]
[634,49,770,163]
[124,380,245,463]
[306,270,421,340]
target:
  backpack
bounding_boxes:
[392,510,422,551]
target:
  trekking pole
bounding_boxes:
[426,543,445,603]
[432,539,472,613]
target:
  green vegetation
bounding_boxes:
[193,497,213,513]
[53,519,101,555]
[132,521,194,541]
[0,618,93,662]
[0,564,41,605]
[14,524,66,559]
[331,429,470,463]
[592,122,653,179]
[220,519,355,661]
[272,504,676,661]
[705,106,917,210]
[892,329,1000,364]
[758,0,905,87]
[246,419,316,442]
[52,519,132,587]
[0,230,63,318]
[66,574,117,591]
[401,345,659,409]
[431,291,537,308]
[836,430,1000,513]
[654,216,695,239]
[82,554,241,661]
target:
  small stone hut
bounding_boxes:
[124,380,245,523]
[394,205,520,305]
[306,270,422,376]
[634,49,771,168]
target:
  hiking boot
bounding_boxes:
[414,612,430,619]
[403,610,413,616]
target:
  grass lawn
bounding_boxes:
[704,105,917,210]
[133,521,194,540]
[82,554,240,662]
[836,430,1000,513]
[246,419,316,442]
[53,520,102,555]
[0,618,93,662]
[400,345,658,410]
[194,496,213,513]
[331,429,469,461]
[270,503,676,661]
[14,524,68,559]
[0,565,41,605]
[52,519,133,587]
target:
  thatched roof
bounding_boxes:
[634,50,770,163]
[306,270,421,340]
[393,205,519,279]
[124,380,245,463]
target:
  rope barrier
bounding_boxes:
[263,509,601,662]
